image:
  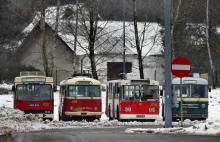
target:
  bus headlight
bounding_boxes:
[125,107,131,112]
[45,111,51,114]
[149,108,155,112]
[201,104,206,108]
[70,106,74,111]
[94,107,98,111]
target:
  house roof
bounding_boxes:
[21,4,163,56]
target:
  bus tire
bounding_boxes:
[116,106,120,121]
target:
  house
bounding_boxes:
[16,4,165,85]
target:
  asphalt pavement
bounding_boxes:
[12,126,220,142]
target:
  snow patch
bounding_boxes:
[100,113,109,122]
[0,83,13,90]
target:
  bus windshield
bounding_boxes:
[123,85,159,100]
[68,85,101,97]
[141,85,159,100]
[16,84,52,101]
[173,84,208,98]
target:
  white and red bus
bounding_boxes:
[58,73,102,121]
[12,71,55,120]
[106,73,161,121]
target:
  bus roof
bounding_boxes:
[107,79,159,86]
[60,77,101,86]
[172,77,208,85]
[14,76,53,84]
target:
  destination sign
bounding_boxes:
[21,78,46,83]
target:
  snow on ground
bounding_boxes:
[1,84,220,136]
[0,83,13,90]
[207,89,220,122]
[126,89,220,136]
[0,94,13,108]
[0,84,13,108]
[0,106,165,136]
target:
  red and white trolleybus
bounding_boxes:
[58,73,102,121]
[106,73,161,121]
[12,71,55,120]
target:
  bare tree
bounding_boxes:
[40,0,50,76]
[72,0,79,72]
[171,0,182,60]
[50,0,60,75]
[132,0,144,79]
[128,0,162,79]
[206,0,215,88]
[87,0,100,79]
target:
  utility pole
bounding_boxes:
[123,0,126,79]
[164,0,172,128]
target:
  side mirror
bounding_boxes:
[209,87,211,92]
[12,85,15,91]
[160,90,163,96]
[53,86,57,92]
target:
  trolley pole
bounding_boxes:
[164,0,172,128]
[123,0,126,79]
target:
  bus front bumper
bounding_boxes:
[34,113,54,119]
[65,111,102,117]
[173,113,208,119]
[120,114,160,120]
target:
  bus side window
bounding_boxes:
[109,83,112,99]
[119,87,122,99]
[115,83,119,98]
[123,86,129,100]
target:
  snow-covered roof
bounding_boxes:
[21,4,163,56]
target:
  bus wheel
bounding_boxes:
[108,106,112,120]
[116,106,120,121]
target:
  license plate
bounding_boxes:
[181,110,188,113]
[136,115,145,118]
